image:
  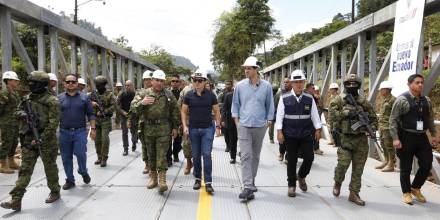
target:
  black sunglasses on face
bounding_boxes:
[193,78,205,83]
[171,80,180,83]
[65,80,77,84]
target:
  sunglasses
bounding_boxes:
[193,78,206,83]
[65,80,77,84]
[171,80,180,83]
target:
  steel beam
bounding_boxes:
[116,55,122,84]
[128,60,133,82]
[320,62,332,104]
[423,54,440,95]
[70,38,77,74]
[80,40,88,88]
[321,50,327,81]
[91,47,98,81]
[341,45,347,80]
[137,64,142,89]
[121,58,126,84]
[300,57,305,72]
[49,27,58,93]
[109,57,114,85]
[10,22,35,73]
[37,25,45,71]
[312,52,318,83]
[368,49,391,104]
[101,48,107,76]
[357,33,366,95]
[369,32,377,93]
[331,45,337,83]
[0,6,12,76]
[56,39,69,75]
[307,57,312,80]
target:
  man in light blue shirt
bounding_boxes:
[232,56,274,202]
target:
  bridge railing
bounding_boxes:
[0,0,158,91]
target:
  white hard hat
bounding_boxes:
[152,70,166,80]
[379,80,393,90]
[2,71,19,81]
[48,73,58,82]
[314,85,320,91]
[78,78,86,85]
[329,83,339,89]
[115,82,123,87]
[290,70,306,81]
[192,69,208,79]
[241,56,260,68]
[143,70,152,79]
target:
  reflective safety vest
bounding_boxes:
[282,92,314,138]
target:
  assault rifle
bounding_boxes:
[91,91,106,117]
[345,94,383,153]
[21,100,42,154]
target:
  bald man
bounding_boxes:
[117,80,138,155]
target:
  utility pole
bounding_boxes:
[74,0,78,24]
[351,0,355,23]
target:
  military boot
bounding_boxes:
[333,182,341,197]
[100,158,107,167]
[158,171,168,193]
[381,160,395,172]
[142,162,150,174]
[0,159,14,174]
[45,193,60,203]
[147,171,158,189]
[0,198,21,211]
[375,160,388,169]
[7,157,20,170]
[348,191,365,206]
[94,159,101,165]
[184,158,192,175]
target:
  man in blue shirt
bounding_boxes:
[232,56,275,201]
[58,74,96,190]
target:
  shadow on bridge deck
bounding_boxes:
[0,130,439,220]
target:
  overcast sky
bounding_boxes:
[29,0,352,71]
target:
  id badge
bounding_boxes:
[416,121,423,131]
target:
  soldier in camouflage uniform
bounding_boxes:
[178,83,193,175]
[329,74,377,206]
[130,70,152,174]
[89,76,117,167]
[133,70,179,193]
[0,71,21,174]
[1,71,61,211]
[327,83,339,146]
[375,81,396,172]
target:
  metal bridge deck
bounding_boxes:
[0,130,439,220]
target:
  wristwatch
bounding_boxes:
[216,125,221,129]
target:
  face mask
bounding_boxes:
[29,81,47,94]
[345,87,359,96]
[96,84,106,93]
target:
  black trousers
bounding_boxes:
[396,131,433,193]
[167,136,182,161]
[121,115,137,150]
[285,136,314,187]
[279,143,286,155]
[224,127,238,159]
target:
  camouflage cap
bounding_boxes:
[94,75,108,84]
[272,83,279,91]
[28,71,50,82]
[343,74,362,86]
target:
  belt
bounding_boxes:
[284,114,311,119]
[61,127,86,131]
[144,119,169,125]
[400,128,426,135]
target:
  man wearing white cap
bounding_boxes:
[232,56,274,201]
[276,70,322,197]
[0,71,21,173]
[375,81,396,172]
[48,73,58,95]
[78,78,86,92]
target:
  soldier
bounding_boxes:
[329,74,378,206]
[390,74,438,205]
[134,70,179,193]
[1,71,61,211]
[375,81,396,172]
[130,70,152,174]
[0,71,21,174]
[178,82,194,175]
[89,76,117,167]
[327,83,339,146]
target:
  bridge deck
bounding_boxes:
[0,130,439,220]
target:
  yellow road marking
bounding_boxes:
[196,179,212,220]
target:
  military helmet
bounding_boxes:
[272,83,279,91]
[94,75,108,84]
[343,74,361,87]
[28,71,50,82]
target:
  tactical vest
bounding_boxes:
[19,92,52,134]
[281,93,314,138]
[339,95,368,135]
[400,92,430,131]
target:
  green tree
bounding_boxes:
[356,0,397,18]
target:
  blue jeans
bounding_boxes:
[59,128,88,183]
[189,125,215,183]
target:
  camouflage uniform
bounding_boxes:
[378,95,396,167]
[89,77,117,165]
[0,89,20,161]
[131,88,149,164]
[114,89,122,129]
[10,72,60,200]
[329,74,377,204]
[178,85,193,159]
[134,88,179,172]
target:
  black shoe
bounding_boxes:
[193,180,201,190]
[122,149,128,156]
[100,160,107,167]
[205,184,214,194]
[298,178,307,192]
[82,174,91,184]
[63,181,75,190]
[225,148,230,152]
[239,188,255,201]
[167,160,173,167]
[173,155,180,162]
[94,159,101,165]
[230,159,236,164]
[132,145,136,152]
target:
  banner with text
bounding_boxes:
[389,0,425,96]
